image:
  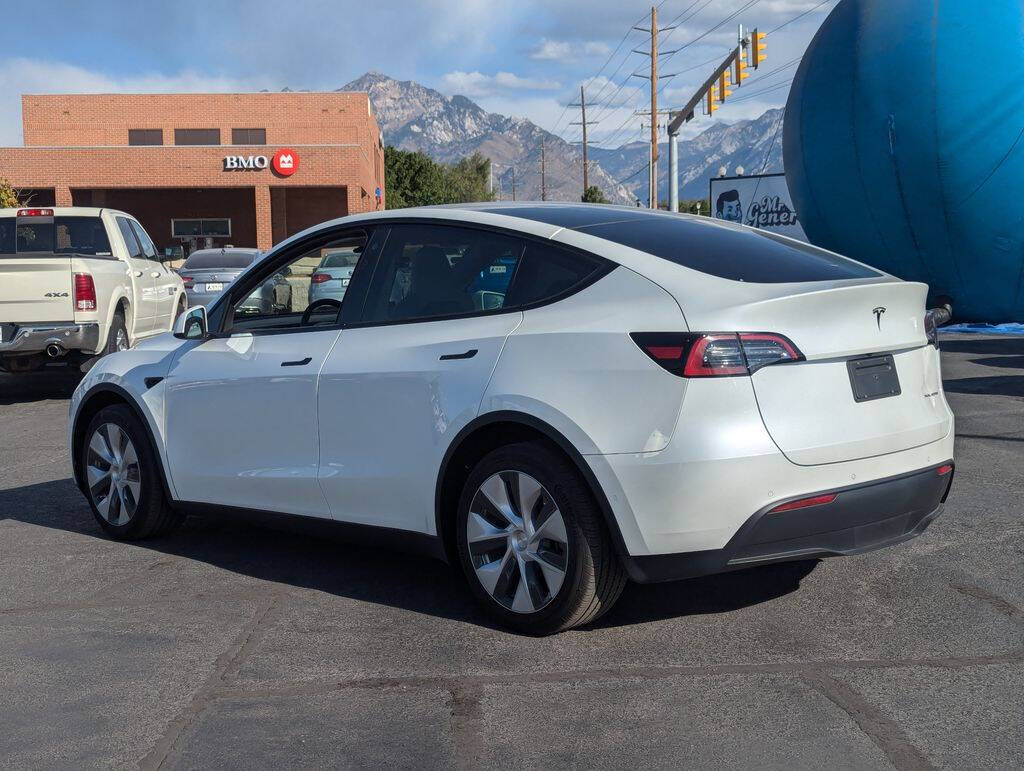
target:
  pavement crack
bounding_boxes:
[952,584,1022,619]
[139,591,284,771]
[802,671,935,771]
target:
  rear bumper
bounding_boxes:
[0,322,100,355]
[626,462,954,583]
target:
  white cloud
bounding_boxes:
[439,70,560,99]
[0,57,274,145]
[530,38,611,61]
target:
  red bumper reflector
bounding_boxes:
[768,493,837,514]
[936,464,953,476]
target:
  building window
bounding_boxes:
[231,128,266,145]
[128,129,163,146]
[174,128,220,146]
[172,218,232,238]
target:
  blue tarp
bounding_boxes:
[940,323,1024,336]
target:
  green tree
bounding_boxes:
[446,152,494,204]
[678,198,710,215]
[581,185,608,204]
[0,179,21,208]
[385,146,496,209]
[384,146,449,209]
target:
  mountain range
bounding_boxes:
[340,72,784,205]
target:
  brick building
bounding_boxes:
[0,92,385,254]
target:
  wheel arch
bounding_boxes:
[434,410,631,568]
[71,383,173,502]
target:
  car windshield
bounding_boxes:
[1,216,113,256]
[320,252,360,269]
[183,251,256,270]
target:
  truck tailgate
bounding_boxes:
[0,257,74,322]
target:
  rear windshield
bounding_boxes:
[183,251,256,270]
[576,217,880,283]
[320,251,360,268]
[0,216,113,256]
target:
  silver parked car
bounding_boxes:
[307,247,360,306]
[179,247,291,314]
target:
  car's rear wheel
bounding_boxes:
[456,442,626,635]
[81,404,183,540]
[105,310,129,355]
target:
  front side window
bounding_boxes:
[116,217,144,259]
[229,231,368,334]
[128,221,159,260]
[362,224,523,324]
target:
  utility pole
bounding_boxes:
[632,6,676,209]
[570,85,597,199]
[540,141,547,201]
[649,5,657,209]
[511,166,516,201]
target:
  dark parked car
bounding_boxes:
[179,247,291,313]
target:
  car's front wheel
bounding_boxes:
[456,442,626,635]
[81,404,183,540]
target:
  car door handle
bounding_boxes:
[150,271,161,278]
[281,357,313,367]
[439,349,478,361]
[134,270,144,277]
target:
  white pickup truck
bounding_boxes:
[0,207,185,373]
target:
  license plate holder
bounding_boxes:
[848,354,901,403]
[205,282,223,292]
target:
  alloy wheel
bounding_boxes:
[466,471,569,614]
[86,423,141,526]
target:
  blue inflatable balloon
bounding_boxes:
[784,0,1024,322]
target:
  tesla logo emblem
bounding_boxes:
[873,306,887,329]
[272,149,298,176]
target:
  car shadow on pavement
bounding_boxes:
[0,370,82,405]
[938,337,1024,356]
[0,477,818,633]
[943,375,1024,398]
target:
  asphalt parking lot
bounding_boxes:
[1,334,1022,770]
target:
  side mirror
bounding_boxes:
[174,305,209,340]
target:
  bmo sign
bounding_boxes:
[223,148,299,177]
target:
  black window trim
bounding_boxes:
[211,225,377,339]
[341,218,614,331]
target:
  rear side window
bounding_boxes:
[362,224,524,323]
[506,242,606,307]
[1,216,112,255]
[116,217,144,259]
[578,217,879,283]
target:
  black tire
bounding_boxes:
[80,404,183,540]
[174,298,187,325]
[103,309,129,356]
[456,441,626,635]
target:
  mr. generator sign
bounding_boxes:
[223,148,299,176]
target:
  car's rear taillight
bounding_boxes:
[311,273,330,284]
[73,273,96,311]
[631,332,804,377]
[181,275,193,288]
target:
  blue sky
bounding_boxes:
[0,0,836,147]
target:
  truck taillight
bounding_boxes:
[74,273,97,311]
[631,332,804,377]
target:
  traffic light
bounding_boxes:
[751,29,767,69]
[735,49,749,85]
[707,83,718,115]
[718,69,733,103]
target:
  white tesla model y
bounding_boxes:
[69,204,955,634]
